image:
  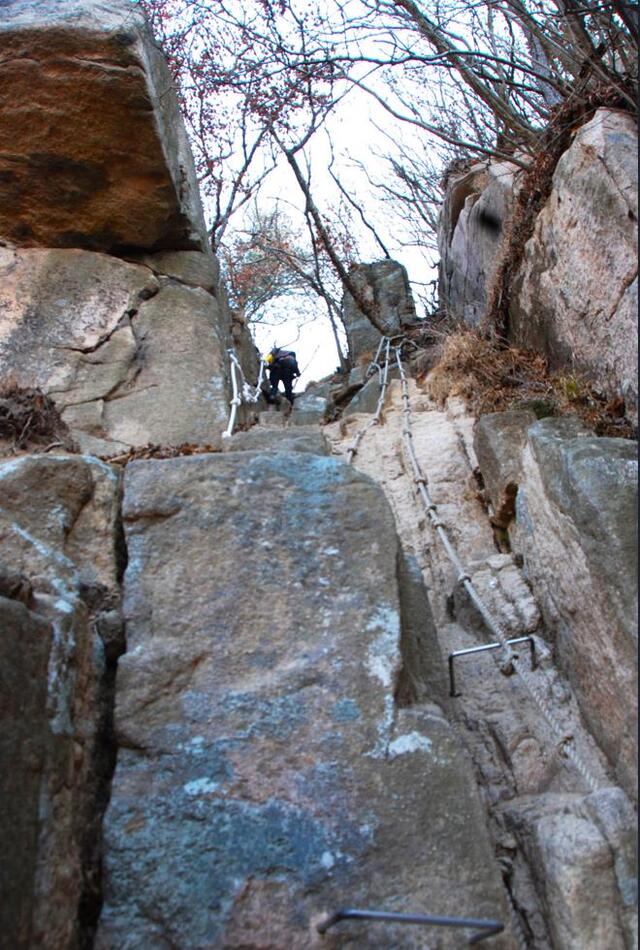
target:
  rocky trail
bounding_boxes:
[323,370,636,949]
[1,2,635,947]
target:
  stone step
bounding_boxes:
[223,427,328,455]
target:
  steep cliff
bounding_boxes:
[0,2,636,949]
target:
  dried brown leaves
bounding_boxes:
[103,443,223,465]
[0,384,76,453]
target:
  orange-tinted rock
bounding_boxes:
[0,0,208,252]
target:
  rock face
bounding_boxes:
[0,454,122,948]
[510,109,638,422]
[288,391,328,425]
[438,109,638,422]
[0,596,52,948]
[342,260,417,362]
[438,160,518,325]
[515,419,638,800]
[476,413,638,800]
[343,368,399,417]
[0,246,230,454]
[327,381,637,948]
[0,0,208,252]
[500,787,638,950]
[97,451,508,948]
[474,410,538,528]
[0,0,264,454]
[222,425,329,455]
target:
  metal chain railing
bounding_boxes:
[222,349,266,439]
[393,345,601,795]
[346,337,393,464]
[322,334,507,943]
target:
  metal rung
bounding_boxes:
[449,636,537,697]
[317,908,504,944]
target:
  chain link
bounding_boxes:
[393,346,601,795]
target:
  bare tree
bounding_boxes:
[141,0,637,345]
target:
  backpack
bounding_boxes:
[273,350,298,371]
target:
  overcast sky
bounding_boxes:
[228,84,438,388]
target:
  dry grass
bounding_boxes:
[422,328,635,438]
[0,384,77,453]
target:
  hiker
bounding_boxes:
[265,347,300,404]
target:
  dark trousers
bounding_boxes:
[269,369,295,402]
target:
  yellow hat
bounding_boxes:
[264,353,274,364]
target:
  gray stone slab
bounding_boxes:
[284,392,328,426]
[0,595,52,950]
[514,419,638,798]
[223,428,328,455]
[98,452,509,948]
[343,368,399,417]
[0,453,121,948]
[0,248,231,451]
[342,260,417,363]
[474,410,538,527]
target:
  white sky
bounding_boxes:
[224,84,437,388]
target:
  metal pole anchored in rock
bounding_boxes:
[393,345,602,796]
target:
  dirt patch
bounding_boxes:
[0,385,77,455]
[420,328,635,438]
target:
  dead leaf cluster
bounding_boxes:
[104,442,222,465]
[0,384,77,454]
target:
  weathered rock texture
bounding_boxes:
[514,418,638,800]
[438,109,638,422]
[438,160,517,325]
[342,260,417,362]
[0,246,230,454]
[475,412,638,801]
[0,454,122,948]
[474,410,538,529]
[0,596,52,948]
[0,0,266,454]
[326,382,637,948]
[511,109,638,421]
[0,0,207,252]
[222,425,329,455]
[288,391,328,425]
[500,787,638,950]
[97,451,509,948]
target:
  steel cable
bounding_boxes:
[393,346,601,795]
[346,338,393,464]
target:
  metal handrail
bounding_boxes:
[317,908,504,944]
[449,636,537,697]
